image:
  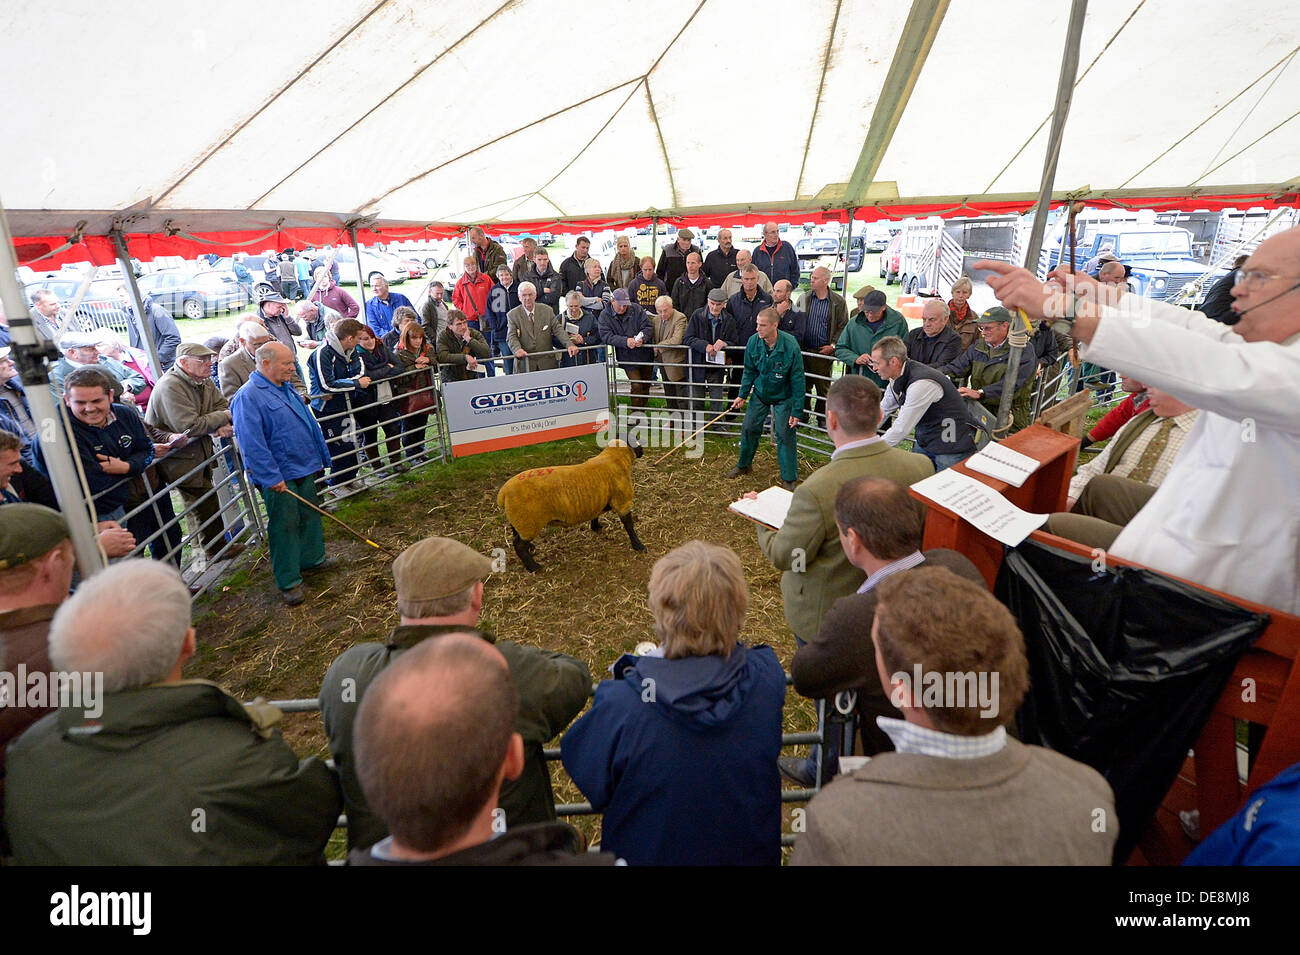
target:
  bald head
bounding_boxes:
[1098,261,1127,285]
[921,297,949,336]
[354,632,519,855]
[256,341,297,385]
[735,249,753,269]
[1229,225,1300,343]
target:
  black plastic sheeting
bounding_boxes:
[996,539,1269,863]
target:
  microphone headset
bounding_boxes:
[1229,280,1300,319]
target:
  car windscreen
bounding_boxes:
[1117,232,1192,256]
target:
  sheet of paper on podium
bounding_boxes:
[728,486,794,530]
[911,469,1048,546]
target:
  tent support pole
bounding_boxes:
[349,226,367,307]
[0,199,106,576]
[110,231,165,375]
[842,207,856,293]
[996,0,1088,437]
[650,216,658,262]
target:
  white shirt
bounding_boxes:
[857,549,925,594]
[877,717,1007,759]
[831,435,883,460]
[1086,293,1300,613]
[879,371,945,447]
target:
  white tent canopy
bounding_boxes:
[3,0,1299,241]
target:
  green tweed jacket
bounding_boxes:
[756,439,934,643]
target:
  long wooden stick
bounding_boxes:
[280,484,400,558]
[651,406,734,466]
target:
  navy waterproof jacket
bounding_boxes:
[561,644,785,866]
[751,239,801,289]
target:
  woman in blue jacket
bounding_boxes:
[561,540,785,865]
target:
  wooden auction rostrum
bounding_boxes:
[912,423,1300,863]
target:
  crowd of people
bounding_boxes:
[1,221,1297,866]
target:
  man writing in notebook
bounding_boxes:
[746,375,933,786]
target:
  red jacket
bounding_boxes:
[453,271,494,321]
[1088,393,1143,442]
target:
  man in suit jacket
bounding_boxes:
[791,566,1116,866]
[791,475,984,757]
[506,281,577,373]
[752,375,933,785]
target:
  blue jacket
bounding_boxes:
[363,292,414,337]
[231,371,331,487]
[66,404,154,512]
[307,341,365,413]
[727,288,773,343]
[1185,761,1300,865]
[561,644,785,866]
[597,302,654,365]
[752,239,800,289]
[485,281,519,338]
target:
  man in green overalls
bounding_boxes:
[728,308,806,490]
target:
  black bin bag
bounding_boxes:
[995,539,1269,863]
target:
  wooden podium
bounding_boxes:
[909,424,1300,862]
[909,424,1079,589]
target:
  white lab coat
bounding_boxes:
[1085,293,1300,614]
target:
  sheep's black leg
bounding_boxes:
[590,516,601,532]
[620,513,646,552]
[512,525,541,573]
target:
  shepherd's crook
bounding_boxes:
[651,407,732,465]
[279,483,400,558]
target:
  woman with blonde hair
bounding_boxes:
[394,321,436,464]
[561,540,785,866]
[947,276,980,352]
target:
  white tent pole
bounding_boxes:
[843,208,856,294]
[650,215,658,262]
[0,197,106,576]
[349,226,367,307]
[996,0,1089,437]
[110,230,165,375]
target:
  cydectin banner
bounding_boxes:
[442,365,609,457]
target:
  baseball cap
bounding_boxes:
[977,306,1013,324]
[0,504,69,570]
[707,288,729,304]
[611,288,631,305]
[176,342,217,358]
[392,537,494,602]
[860,290,887,309]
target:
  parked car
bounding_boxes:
[23,277,137,337]
[135,269,251,320]
[335,250,410,287]
[795,236,842,279]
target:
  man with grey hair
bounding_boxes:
[904,298,963,368]
[469,226,507,278]
[320,536,591,851]
[507,281,576,372]
[230,341,333,605]
[219,320,275,399]
[512,237,539,284]
[4,559,341,864]
[146,342,241,561]
[873,334,978,470]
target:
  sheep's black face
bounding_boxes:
[632,440,644,459]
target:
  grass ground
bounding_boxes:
[188,428,822,856]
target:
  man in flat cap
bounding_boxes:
[684,287,740,425]
[146,342,243,563]
[51,330,147,404]
[0,504,77,853]
[656,227,702,291]
[941,306,1038,433]
[318,536,593,852]
[834,287,909,391]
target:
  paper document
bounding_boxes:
[910,469,1047,546]
[728,486,794,530]
[565,322,580,335]
[707,349,726,365]
[964,441,1042,488]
